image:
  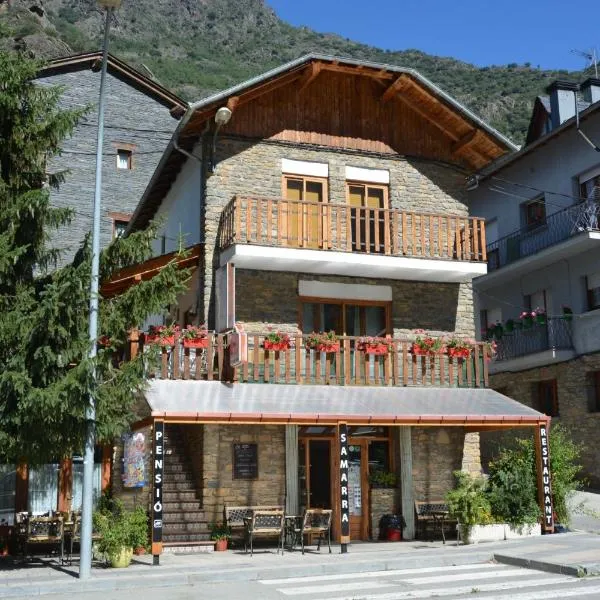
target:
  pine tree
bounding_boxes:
[0,51,190,464]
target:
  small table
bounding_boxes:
[284,515,302,550]
[430,510,450,544]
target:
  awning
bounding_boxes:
[144,380,545,428]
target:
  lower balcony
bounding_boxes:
[141,333,490,388]
[218,196,488,282]
[489,317,575,373]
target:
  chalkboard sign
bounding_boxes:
[233,443,258,479]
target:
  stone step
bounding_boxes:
[163,490,199,502]
[162,500,202,511]
[163,542,214,554]
[162,532,211,544]
[163,521,208,533]
[163,463,194,474]
[164,472,195,483]
[162,511,206,524]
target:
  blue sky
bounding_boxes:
[266,0,599,72]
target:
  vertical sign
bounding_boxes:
[152,421,164,562]
[536,423,554,532]
[338,423,350,553]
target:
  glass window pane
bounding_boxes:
[285,178,303,201]
[305,181,323,203]
[322,303,341,333]
[366,187,385,209]
[345,304,360,336]
[0,465,16,525]
[302,303,315,333]
[365,306,386,336]
[72,460,102,511]
[368,441,390,473]
[348,185,364,207]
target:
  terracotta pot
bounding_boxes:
[214,539,228,551]
[182,337,209,349]
[133,546,146,555]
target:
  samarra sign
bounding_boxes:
[339,423,350,550]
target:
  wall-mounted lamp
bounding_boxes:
[465,174,480,191]
[211,106,233,172]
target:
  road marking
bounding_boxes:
[280,581,396,595]
[400,568,536,584]
[258,562,505,585]
[475,583,600,600]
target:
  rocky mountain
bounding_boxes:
[0,0,589,143]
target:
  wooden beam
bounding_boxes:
[298,62,323,93]
[382,74,412,103]
[451,129,479,155]
[394,93,459,142]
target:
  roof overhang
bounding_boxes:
[144,380,546,429]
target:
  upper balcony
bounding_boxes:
[480,200,600,289]
[218,196,488,282]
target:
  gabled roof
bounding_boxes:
[525,94,591,144]
[129,54,517,233]
[37,52,187,116]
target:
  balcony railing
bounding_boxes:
[487,200,600,272]
[219,196,487,262]
[493,317,573,361]
[142,332,490,388]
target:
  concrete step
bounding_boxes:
[164,463,194,474]
[163,490,200,502]
[162,532,212,543]
[162,500,202,511]
[164,472,195,483]
[162,511,206,524]
[163,521,208,533]
[163,541,214,554]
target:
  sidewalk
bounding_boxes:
[0,532,598,598]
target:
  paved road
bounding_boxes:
[569,490,600,534]
[32,563,600,600]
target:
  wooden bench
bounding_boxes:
[223,505,283,541]
[415,500,455,543]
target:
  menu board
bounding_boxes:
[233,443,258,479]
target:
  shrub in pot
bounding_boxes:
[369,470,397,488]
[210,522,231,551]
[93,500,148,568]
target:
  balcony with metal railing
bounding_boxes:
[486,200,600,275]
[218,195,489,282]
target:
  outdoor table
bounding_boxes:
[284,515,303,550]
[430,510,450,544]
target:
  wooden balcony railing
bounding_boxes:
[219,196,487,262]
[141,333,490,388]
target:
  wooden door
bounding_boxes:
[348,183,388,254]
[347,438,369,540]
[284,176,327,248]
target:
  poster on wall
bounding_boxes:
[122,432,146,488]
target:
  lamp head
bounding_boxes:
[98,0,122,8]
[215,106,232,126]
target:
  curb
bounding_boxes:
[494,553,593,578]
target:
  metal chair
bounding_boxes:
[244,510,284,556]
[293,508,332,554]
[24,516,64,561]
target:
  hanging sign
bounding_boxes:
[339,423,350,548]
[122,432,146,488]
[152,421,164,555]
[538,424,554,532]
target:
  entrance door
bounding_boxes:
[347,439,369,540]
[298,439,332,513]
[284,176,327,249]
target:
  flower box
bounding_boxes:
[144,334,175,346]
[316,343,340,353]
[264,340,290,351]
[183,337,209,349]
[447,347,471,359]
[411,344,441,356]
[364,343,389,355]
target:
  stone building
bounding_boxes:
[108,55,550,554]
[470,78,600,487]
[0,53,186,526]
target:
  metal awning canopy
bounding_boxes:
[144,380,545,428]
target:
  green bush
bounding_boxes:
[446,471,492,527]
[93,498,149,557]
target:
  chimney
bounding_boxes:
[545,80,579,129]
[580,78,600,105]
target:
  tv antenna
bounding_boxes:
[571,48,598,78]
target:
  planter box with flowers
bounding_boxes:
[562,305,573,321]
[182,325,209,349]
[356,336,393,355]
[144,324,180,346]
[306,331,340,353]
[445,337,473,359]
[263,330,292,351]
[411,330,444,356]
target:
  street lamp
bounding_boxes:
[79,0,122,580]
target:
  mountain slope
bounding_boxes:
[0,0,588,144]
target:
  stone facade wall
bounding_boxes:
[36,70,179,267]
[204,137,472,328]
[202,425,286,524]
[112,425,153,512]
[370,488,399,540]
[412,427,465,501]
[484,355,600,488]
[235,269,474,338]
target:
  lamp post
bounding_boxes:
[79,0,121,580]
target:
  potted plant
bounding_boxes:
[181,325,209,349]
[411,330,444,356]
[369,470,397,488]
[305,331,340,353]
[144,323,180,346]
[356,336,393,355]
[263,330,291,351]
[562,305,573,321]
[504,319,515,333]
[445,337,473,359]
[93,500,148,568]
[210,523,231,551]
[533,307,546,325]
[520,311,534,329]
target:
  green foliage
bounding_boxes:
[487,440,540,527]
[369,471,397,488]
[446,471,492,527]
[0,51,191,464]
[210,522,231,541]
[93,498,149,556]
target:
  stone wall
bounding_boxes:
[202,425,286,524]
[204,137,471,328]
[370,488,399,540]
[235,269,474,338]
[484,354,600,488]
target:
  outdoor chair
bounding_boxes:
[244,510,285,556]
[292,508,332,554]
[24,515,64,561]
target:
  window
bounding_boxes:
[580,171,600,200]
[0,465,16,525]
[113,219,128,239]
[524,290,546,313]
[587,371,600,413]
[117,149,133,170]
[587,273,600,311]
[347,182,389,254]
[536,380,559,417]
[480,307,502,338]
[300,299,390,337]
[283,175,327,248]
[523,197,546,230]
[28,463,59,514]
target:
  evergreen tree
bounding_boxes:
[0,51,190,464]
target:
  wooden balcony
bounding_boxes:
[219,196,487,262]
[142,333,490,388]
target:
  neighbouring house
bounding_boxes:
[0,52,187,526]
[470,78,600,487]
[101,55,554,555]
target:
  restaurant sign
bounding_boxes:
[539,424,554,531]
[152,421,164,553]
[339,423,350,549]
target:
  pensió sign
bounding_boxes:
[539,424,554,531]
[152,421,164,554]
[339,423,350,550]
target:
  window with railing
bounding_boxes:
[523,196,546,231]
[283,175,328,248]
[536,380,559,417]
[347,182,389,254]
